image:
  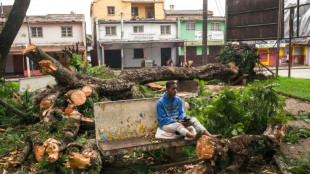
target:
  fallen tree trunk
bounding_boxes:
[186,124,287,174]
[24,44,238,100]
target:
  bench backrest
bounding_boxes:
[94,97,186,142]
[94,98,163,141]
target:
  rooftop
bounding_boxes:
[25,14,85,23]
[180,16,225,21]
[1,5,12,18]
[99,19,177,24]
[166,10,213,15]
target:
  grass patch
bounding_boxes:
[253,76,310,100]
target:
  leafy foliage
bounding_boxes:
[0,80,39,126]
[132,84,164,99]
[217,43,260,76]
[69,53,116,79]
[283,126,310,144]
[87,65,117,79]
[35,156,72,174]
[280,151,310,174]
[79,96,100,118]
[186,82,287,138]
[0,126,29,156]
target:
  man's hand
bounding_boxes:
[178,120,190,127]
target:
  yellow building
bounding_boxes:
[91,0,166,21]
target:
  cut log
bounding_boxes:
[80,117,95,130]
[34,144,45,162]
[65,104,76,116]
[70,90,87,106]
[39,60,58,75]
[146,83,165,91]
[66,139,102,172]
[67,152,90,169]
[40,91,60,110]
[82,86,93,97]
[43,138,62,163]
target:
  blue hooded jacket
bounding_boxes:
[157,92,186,129]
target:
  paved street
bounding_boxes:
[265,68,310,79]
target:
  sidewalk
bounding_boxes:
[255,65,310,71]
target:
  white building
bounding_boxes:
[96,20,184,68]
[5,14,86,77]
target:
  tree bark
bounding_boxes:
[186,124,287,174]
[24,45,238,100]
[0,0,31,79]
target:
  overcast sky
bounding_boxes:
[1,0,225,34]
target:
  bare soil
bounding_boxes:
[281,97,310,160]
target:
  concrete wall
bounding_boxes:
[94,98,160,141]
[12,23,84,46]
[99,22,178,41]
[19,75,57,93]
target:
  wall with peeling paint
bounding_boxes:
[94,98,161,141]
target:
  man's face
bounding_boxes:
[167,84,177,97]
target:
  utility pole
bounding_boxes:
[288,7,294,78]
[121,12,124,70]
[202,0,208,65]
[276,0,283,77]
[26,16,34,77]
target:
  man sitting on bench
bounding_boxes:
[156,81,221,139]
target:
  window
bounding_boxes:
[134,48,144,59]
[106,26,116,35]
[31,27,43,38]
[108,6,115,15]
[132,7,138,16]
[61,26,72,37]
[133,26,144,33]
[160,25,171,35]
[211,22,221,31]
[186,22,196,30]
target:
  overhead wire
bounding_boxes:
[218,0,225,16]
[215,0,223,16]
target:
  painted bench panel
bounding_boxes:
[94,97,193,156]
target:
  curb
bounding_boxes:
[278,92,310,102]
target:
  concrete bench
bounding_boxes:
[94,97,194,156]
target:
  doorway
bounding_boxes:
[161,48,171,66]
[104,50,121,69]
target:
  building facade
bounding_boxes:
[92,0,183,68]
[256,39,309,66]
[177,17,225,66]
[5,14,86,77]
[97,20,183,68]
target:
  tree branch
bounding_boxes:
[0,98,27,118]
